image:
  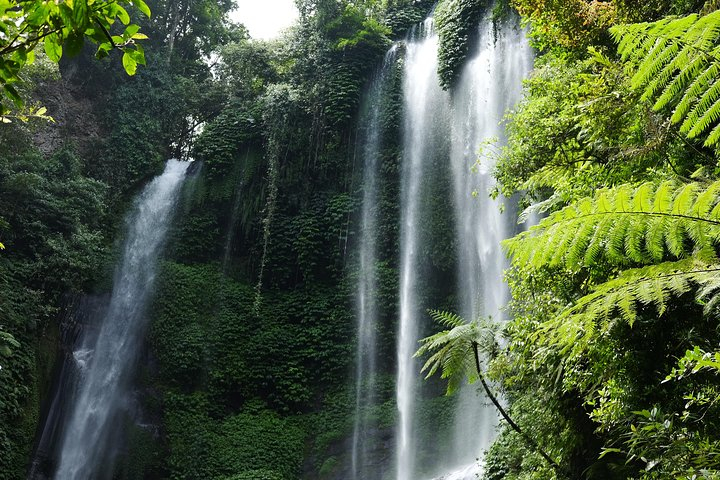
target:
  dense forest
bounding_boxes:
[2,0,720,479]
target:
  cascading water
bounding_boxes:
[396,17,451,480]
[444,13,534,479]
[51,159,189,479]
[352,46,399,480]
[395,8,532,480]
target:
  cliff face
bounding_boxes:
[32,80,101,157]
[5,3,435,478]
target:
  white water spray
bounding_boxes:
[397,17,450,480]
[55,160,189,479]
[445,16,533,476]
[396,10,532,480]
[352,46,398,480]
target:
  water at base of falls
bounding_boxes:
[430,462,483,480]
[33,160,189,480]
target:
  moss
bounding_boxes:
[318,456,340,478]
[435,0,489,89]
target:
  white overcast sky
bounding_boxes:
[230,0,299,39]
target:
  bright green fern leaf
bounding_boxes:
[536,252,720,363]
[611,11,720,147]
[504,180,720,271]
[416,311,499,395]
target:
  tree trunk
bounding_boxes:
[471,341,565,478]
[167,0,180,61]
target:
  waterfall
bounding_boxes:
[445,13,534,477]
[352,46,399,480]
[51,160,189,480]
[397,17,451,480]
[395,9,532,480]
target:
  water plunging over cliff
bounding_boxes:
[396,16,451,480]
[50,160,189,479]
[445,14,533,476]
[352,46,399,480]
[395,10,532,480]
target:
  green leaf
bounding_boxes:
[43,36,63,62]
[124,24,140,38]
[133,0,151,18]
[65,32,84,57]
[122,51,137,75]
[95,42,112,59]
[127,45,145,66]
[72,0,89,30]
[611,10,720,147]
[116,5,130,25]
[4,84,22,107]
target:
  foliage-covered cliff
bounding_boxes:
[0,0,433,478]
[4,0,720,479]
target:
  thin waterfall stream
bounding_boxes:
[396,16,450,480]
[34,160,189,480]
[352,46,399,480]
[445,13,534,478]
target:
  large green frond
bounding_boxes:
[504,181,720,271]
[415,312,498,395]
[538,253,720,362]
[611,11,720,147]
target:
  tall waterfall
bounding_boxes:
[447,15,533,476]
[396,16,450,480]
[352,46,399,480]
[53,160,189,479]
[395,10,532,480]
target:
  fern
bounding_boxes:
[538,254,720,363]
[506,181,720,365]
[504,180,720,271]
[415,310,498,395]
[416,310,564,472]
[611,11,720,147]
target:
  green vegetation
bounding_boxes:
[435,0,487,88]
[0,0,432,478]
[417,2,720,479]
[4,0,720,478]
[0,0,150,118]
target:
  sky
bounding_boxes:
[230,0,300,40]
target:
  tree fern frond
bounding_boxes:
[504,181,720,272]
[655,54,705,111]
[637,42,680,100]
[538,256,720,361]
[672,63,720,123]
[517,193,563,224]
[611,11,720,146]
[428,309,465,328]
[704,119,720,145]
[687,81,720,138]
[416,313,499,395]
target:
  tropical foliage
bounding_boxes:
[0,0,149,116]
[0,0,436,478]
[476,4,720,479]
[5,0,720,479]
[435,0,486,88]
[416,310,498,394]
[612,10,720,147]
